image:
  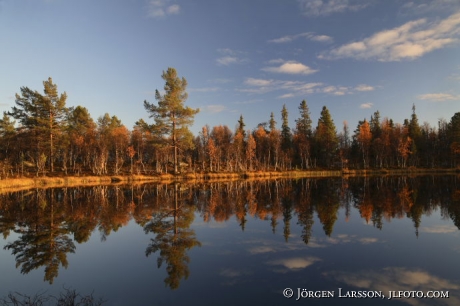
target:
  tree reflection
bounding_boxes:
[3,189,75,284]
[144,183,201,289]
[0,176,459,286]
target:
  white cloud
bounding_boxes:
[239,78,322,95]
[323,12,460,61]
[355,84,375,91]
[248,246,276,254]
[297,0,370,17]
[418,93,459,101]
[241,77,372,98]
[147,0,180,19]
[216,56,239,66]
[311,35,333,42]
[262,61,318,75]
[321,85,350,95]
[358,237,378,244]
[360,103,373,109]
[268,32,333,44]
[267,257,321,270]
[245,78,274,87]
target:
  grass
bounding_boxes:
[0,168,456,193]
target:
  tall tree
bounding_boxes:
[143,68,199,174]
[356,119,372,168]
[280,104,291,150]
[315,106,338,167]
[281,105,292,169]
[236,115,246,138]
[294,100,312,169]
[9,78,68,173]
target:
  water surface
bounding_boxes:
[0,177,459,305]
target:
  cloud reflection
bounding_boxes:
[267,257,321,271]
[325,267,460,305]
[420,225,458,234]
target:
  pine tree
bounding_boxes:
[144,68,199,174]
[9,78,68,173]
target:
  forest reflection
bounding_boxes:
[1,176,459,288]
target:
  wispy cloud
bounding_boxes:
[278,93,295,99]
[147,0,180,19]
[240,77,374,98]
[297,0,370,17]
[262,60,318,75]
[268,32,333,43]
[321,12,460,61]
[202,104,228,113]
[360,102,374,109]
[401,0,460,15]
[321,85,350,95]
[189,87,220,93]
[215,48,248,66]
[420,224,458,234]
[355,84,375,91]
[418,93,459,102]
[245,78,274,87]
[239,78,322,95]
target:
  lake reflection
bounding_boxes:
[1,176,460,305]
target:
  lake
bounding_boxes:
[0,176,459,305]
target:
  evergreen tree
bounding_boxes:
[281,105,291,149]
[269,112,277,131]
[294,100,312,169]
[9,78,68,173]
[236,114,246,138]
[315,106,338,167]
[143,68,199,174]
[295,100,312,137]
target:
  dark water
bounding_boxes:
[1,176,460,306]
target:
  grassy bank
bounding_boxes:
[0,168,456,192]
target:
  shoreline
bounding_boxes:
[0,168,457,193]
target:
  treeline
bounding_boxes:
[1,75,460,177]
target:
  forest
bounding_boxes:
[1,68,460,178]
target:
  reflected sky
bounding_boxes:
[0,177,459,305]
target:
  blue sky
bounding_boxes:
[1,0,460,135]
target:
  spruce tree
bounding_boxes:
[281,104,291,150]
[295,100,312,137]
[315,106,338,167]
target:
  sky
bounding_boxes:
[1,0,460,135]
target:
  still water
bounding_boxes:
[0,176,460,305]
